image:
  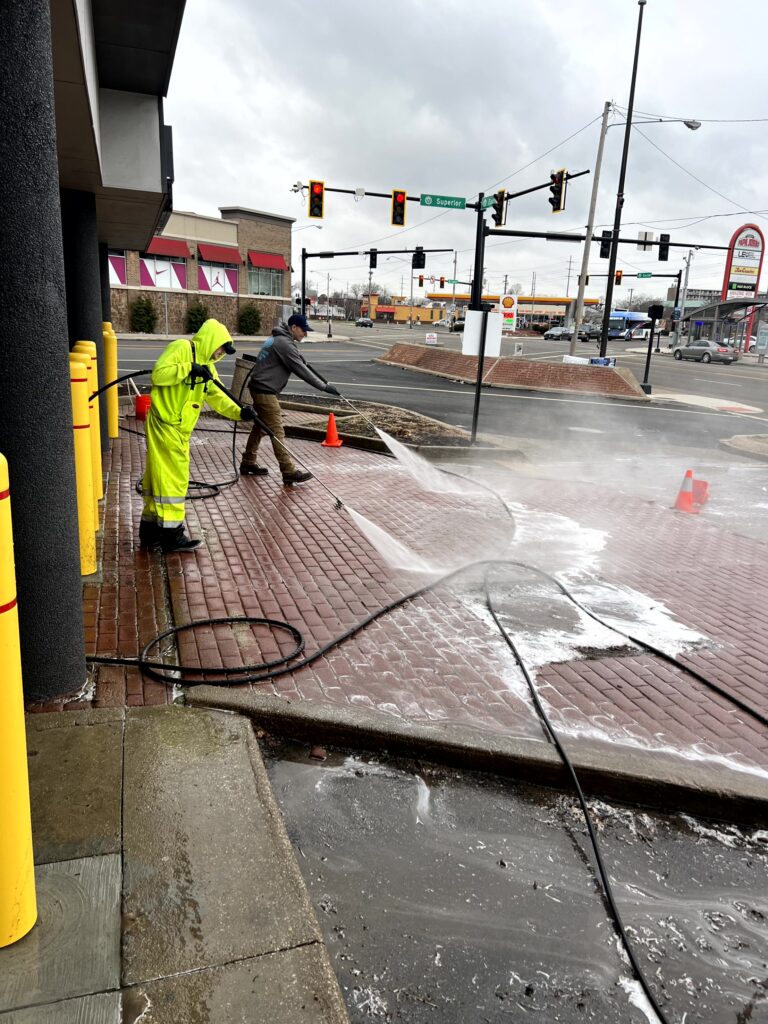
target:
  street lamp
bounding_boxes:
[570,95,701,356]
[293,224,324,233]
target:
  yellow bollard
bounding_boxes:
[72,342,104,502]
[102,326,119,439]
[0,454,37,947]
[69,360,97,574]
[69,352,100,528]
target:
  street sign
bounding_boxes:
[446,279,459,285]
[420,193,466,210]
[480,195,496,210]
[636,272,652,279]
[637,231,654,251]
[672,307,681,321]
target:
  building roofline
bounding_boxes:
[218,206,296,224]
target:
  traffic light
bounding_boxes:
[369,248,377,269]
[491,189,507,227]
[658,233,670,261]
[614,270,623,286]
[391,189,407,226]
[412,246,425,269]
[548,169,567,213]
[599,230,611,258]
[439,276,445,288]
[308,180,324,219]
[418,275,424,287]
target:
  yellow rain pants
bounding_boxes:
[141,320,242,532]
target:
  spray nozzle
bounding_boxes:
[334,498,343,511]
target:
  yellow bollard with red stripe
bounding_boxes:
[102,324,119,440]
[69,353,99,529]
[0,454,37,947]
[72,343,104,503]
[69,360,97,574]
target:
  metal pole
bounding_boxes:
[570,101,611,356]
[566,256,572,298]
[470,195,485,311]
[301,248,307,316]
[599,1,647,357]
[368,266,372,321]
[451,251,457,320]
[673,253,692,348]
[327,272,332,338]
[470,310,490,443]
[409,268,414,329]
[640,316,656,394]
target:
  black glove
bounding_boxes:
[324,383,341,397]
[239,405,257,423]
[190,362,213,383]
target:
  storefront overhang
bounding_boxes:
[146,237,190,258]
[198,243,242,265]
[248,251,288,270]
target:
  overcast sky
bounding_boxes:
[165,0,768,302]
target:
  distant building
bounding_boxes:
[109,206,294,334]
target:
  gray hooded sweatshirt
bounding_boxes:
[247,322,327,396]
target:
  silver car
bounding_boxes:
[673,339,738,364]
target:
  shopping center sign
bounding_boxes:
[721,224,765,300]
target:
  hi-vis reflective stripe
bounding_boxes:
[153,495,187,504]
[0,489,9,501]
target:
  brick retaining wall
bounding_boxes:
[377,344,648,400]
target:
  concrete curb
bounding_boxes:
[186,689,768,826]
[718,435,768,463]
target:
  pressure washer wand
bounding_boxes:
[209,376,345,510]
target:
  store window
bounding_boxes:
[248,267,284,297]
[198,262,239,294]
[139,255,187,290]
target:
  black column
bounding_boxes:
[0,0,86,699]
[98,242,112,324]
[61,189,108,448]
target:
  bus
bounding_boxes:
[608,309,651,339]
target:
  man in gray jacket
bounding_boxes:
[240,313,340,485]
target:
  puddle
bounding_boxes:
[266,742,768,1024]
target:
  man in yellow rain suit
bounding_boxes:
[140,319,257,552]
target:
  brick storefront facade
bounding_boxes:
[110,207,294,335]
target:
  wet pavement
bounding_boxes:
[30,408,768,801]
[266,740,768,1024]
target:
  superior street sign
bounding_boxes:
[420,193,466,210]
[637,272,652,279]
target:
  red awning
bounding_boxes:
[248,250,288,271]
[146,237,189,258]
[197,243,241,264]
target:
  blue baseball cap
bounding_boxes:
[288,313,313,333]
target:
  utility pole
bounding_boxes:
[566,256,573,298]
[673,250,693,348]
[530,270,536,325]
[628,287,634,309]
[503,273,508,295]
[570,100,611,356]
[327,272,332,338]
[367,265,373,321]
[451,251,457,319]
[409,271,414,329]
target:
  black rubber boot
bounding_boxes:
[240,463,269,476]
[160,525,201,553]
[139,519,160,547]
[282,470,313,486]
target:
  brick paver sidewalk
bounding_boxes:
[31,419,768,779]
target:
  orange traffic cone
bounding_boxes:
[321,413,343,448]
[692,478,709,506]
[673,469,698,514]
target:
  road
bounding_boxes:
[116,326,768,453]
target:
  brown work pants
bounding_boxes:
[241,393,296,476]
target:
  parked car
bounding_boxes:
[673,339,739,364]
[433,318,451,328]
[543,326,573,340]
[356,317,373,328]
[449,318,466,333]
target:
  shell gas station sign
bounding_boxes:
[499,294,518,332]
[722,224,764,300]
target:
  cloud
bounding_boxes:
[165,0,768,298]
